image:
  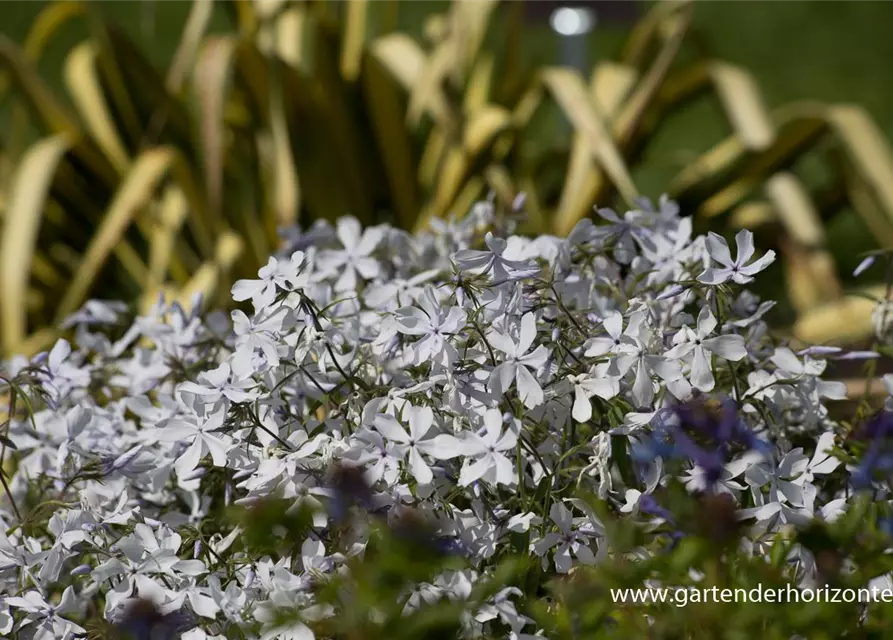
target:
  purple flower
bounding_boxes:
[852,411,893,489]
[327,463,374,522]
[638,495,674,522]
[635,396,769,488]
[637,495,685,548]
[115,600,197,640]
[674,396,769,455]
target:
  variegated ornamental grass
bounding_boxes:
[3,197,893,638]
[6,0,893,357]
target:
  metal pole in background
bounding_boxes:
[550,6,598,72]
[550,6,597,136]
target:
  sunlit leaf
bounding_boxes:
[56,146,203,321]
[63,41,130,174]
[0,134,71,354]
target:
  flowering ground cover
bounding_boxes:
[2,197,893,639]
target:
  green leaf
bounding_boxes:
[541,67,639,234]
[55,146,205,322]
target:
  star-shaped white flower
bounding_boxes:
[698,230,775,285]
[316,217,384,291]
[435,409,519,487]
[666,308,747,392]
[232,251,308,311]
[155,397,230,477]
[533,501,602,573]
[453,232,540,282]
[179,361,259,404]
[487,313,551,409]
[597,311,685,408]
[394,286,466,368]
[7,587,84,639]
[567,368,619,422]
[373,405,442,485]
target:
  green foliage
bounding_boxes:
[232,483,893,639]
[230,497,319,558]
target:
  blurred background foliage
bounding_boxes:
[2,0,893,357]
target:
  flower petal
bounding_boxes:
[573,386,593,422]
[408,447,433,485]
[706,232,734,267]
[702,334,747,361]
[373,415,410,443]
[734,229,755,265]
[689,346,715,392]
[517,312,538,355]
[516,365,544,409]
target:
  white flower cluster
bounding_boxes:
[0,197,875,638]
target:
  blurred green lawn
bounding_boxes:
[3,0,892,312]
